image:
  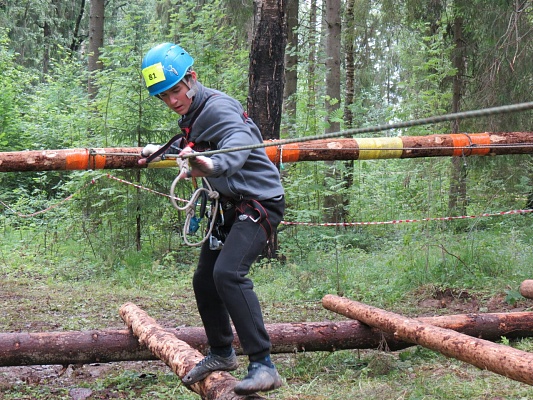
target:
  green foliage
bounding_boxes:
[0,29,39,151]
[166,0,249,100]
[2,2,533,398]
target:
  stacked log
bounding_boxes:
[1,312,533,367]
[323,295,533,386]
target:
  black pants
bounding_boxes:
[192,196,285,356]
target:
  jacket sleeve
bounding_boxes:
[191,96,257,177]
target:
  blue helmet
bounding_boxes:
[141,43,194,96]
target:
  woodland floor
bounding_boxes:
[1,277,532,399]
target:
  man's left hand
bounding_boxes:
[177,147,214,179]
[189,155,214,177]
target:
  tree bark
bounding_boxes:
[520,280,533,299]
[247,0,287,259]
[322,0,344,223]
[448,8,468,216]
[119,302,264,400]
[247,0,287,141]
[1,132,533,173]
[3,312,533,367]
[88,0,104,100]
[343,0,356,128]
[282,0,298,135]
[323,294,533,386]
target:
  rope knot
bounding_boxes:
[208,191,220,200]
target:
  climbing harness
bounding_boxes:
[236,199,273,239]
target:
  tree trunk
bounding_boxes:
[119,303,264,400]
[520,280,533,299]
[3,312,533,367]
[448,9,468,216]
[306,0,318,130]
[323,294,533,386]
[283,0,298,135]
[343,0,355,128]
[88,0,104,100]
[322,0,345,223]
[248,0,287,259]
[69,0,86,52]
[247,0,287,141]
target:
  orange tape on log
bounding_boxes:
[450,133,491,156]
[265,144,300,163]
[65,150,106,170]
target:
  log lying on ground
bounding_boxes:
[323,294,533,386]
[2,311,533,367]
[119,302,264,400]
[520,280,533,299]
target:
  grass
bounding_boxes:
[1,216,533,398]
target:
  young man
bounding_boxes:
[138,43,285,395]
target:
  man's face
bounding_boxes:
[159,75,195,115]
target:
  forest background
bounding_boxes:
[1,0,533,399]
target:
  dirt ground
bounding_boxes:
[1,286,531,399]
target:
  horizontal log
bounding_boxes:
[323,295,533,386]
[1,132,532,172]
[1,312,533,367]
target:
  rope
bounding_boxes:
[280,208,533,227]
[2,173,530,229]
[168,159,220,247]
[168,101,533,159]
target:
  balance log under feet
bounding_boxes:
[322,294,533,386]
[119,302,265,400]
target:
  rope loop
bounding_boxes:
[169,161,219,247]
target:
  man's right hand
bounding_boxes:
[138,144,162,165]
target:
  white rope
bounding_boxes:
[169,158,220,247]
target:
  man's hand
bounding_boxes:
[138,144,162,165]
[177,146,214,179]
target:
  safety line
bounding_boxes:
[3,174,530,228]
[172,101,533,159]
[280,209,533,227]
[97,143,533,159]
[105,174,187,203]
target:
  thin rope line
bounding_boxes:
[97,142,533,158]
[172,101,533,159]
[280,209,533,226]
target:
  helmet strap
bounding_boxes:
[184,74,197,99]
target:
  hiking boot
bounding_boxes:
[182,350,238,385]
[233,362,283,395]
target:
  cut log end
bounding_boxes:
[520,280,533,299]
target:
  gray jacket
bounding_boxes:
[178,82,284,201]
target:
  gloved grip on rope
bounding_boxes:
[138,133,186,165]
[177,146,214,179]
